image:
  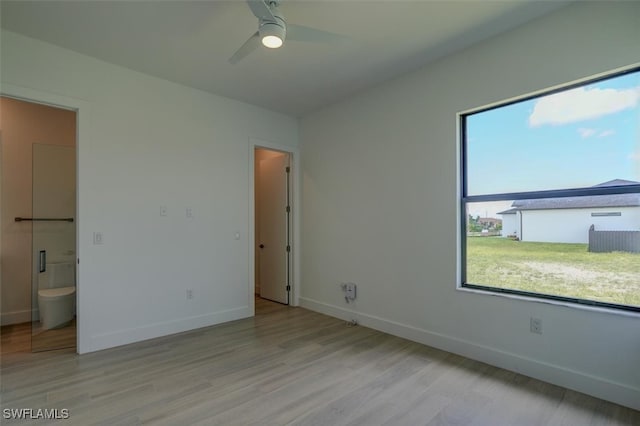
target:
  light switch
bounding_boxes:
[160,206,167,216]
[93,232,103,245]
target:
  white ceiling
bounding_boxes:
[1,1,569,117]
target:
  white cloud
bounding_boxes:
[578,128,597,138]
[529,86,640,127]
[577,128,617,138]
[629,151,640,161]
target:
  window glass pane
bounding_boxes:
[466,70,640,196]
[463,69,640,310]
[465,199,640,308]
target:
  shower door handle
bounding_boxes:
[39,250,46,273]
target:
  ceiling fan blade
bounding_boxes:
[287,24,347,43]
[229,31,261,64]
[247,0,276,22]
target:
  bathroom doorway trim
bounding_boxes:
[2,83,90,354]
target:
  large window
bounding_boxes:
[460,68,640,312]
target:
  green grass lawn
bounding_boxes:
[466,237,640,307]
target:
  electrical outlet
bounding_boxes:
[186,289,193,300]
[340,282,357,303]
[530,317,542,334]
[346,283,356,300]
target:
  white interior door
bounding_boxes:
[257,152,290,304]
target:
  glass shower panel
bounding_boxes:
[31,143,76,352]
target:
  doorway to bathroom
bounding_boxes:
[0,96,77,353]
[254,148,291,305]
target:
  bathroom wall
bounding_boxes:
[0,96,76,325]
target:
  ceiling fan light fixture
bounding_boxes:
[260,21,285,48]
[262,34,283,49]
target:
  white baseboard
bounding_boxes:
[299,297,640,411]
[1,309,35,326]
[80,306,252,354]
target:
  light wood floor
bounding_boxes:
[1,298,638,425]
[1,320,76,354]
[1,322,32,354]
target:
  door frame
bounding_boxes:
[1,83,89,354]
[249,138,300,314]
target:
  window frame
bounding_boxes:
[459,67,640,313]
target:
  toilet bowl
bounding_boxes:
[38,262,76,330]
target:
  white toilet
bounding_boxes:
[38,262,76,330]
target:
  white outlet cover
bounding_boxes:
[93,232,103,245]
[346,283,356,299]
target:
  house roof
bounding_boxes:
[479,217,502,223]
[498,180,640,213]
[512,193,640,211]
[592,179,640,187]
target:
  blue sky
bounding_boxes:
[466,69,639,218]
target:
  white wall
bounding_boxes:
[300,1,640,410]
[1,30,298,353]
[500,213,518,238]
[522,207,640,244]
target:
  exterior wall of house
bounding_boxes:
[500,213,518,238]
[521,207,640,244]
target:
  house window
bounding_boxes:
[460,67,640,312]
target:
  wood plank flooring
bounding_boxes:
[1,320,76,354]
[1,298,638,425]
[1,323,32,355]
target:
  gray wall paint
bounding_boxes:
[300,1,640,410]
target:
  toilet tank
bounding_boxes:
[48,262,76,288]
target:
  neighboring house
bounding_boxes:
[478,217,502,230]
[498,180,640,244]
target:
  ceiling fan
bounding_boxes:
[229,0,344,64]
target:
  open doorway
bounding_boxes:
[0,96,77,353]
[254,148,291,305]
